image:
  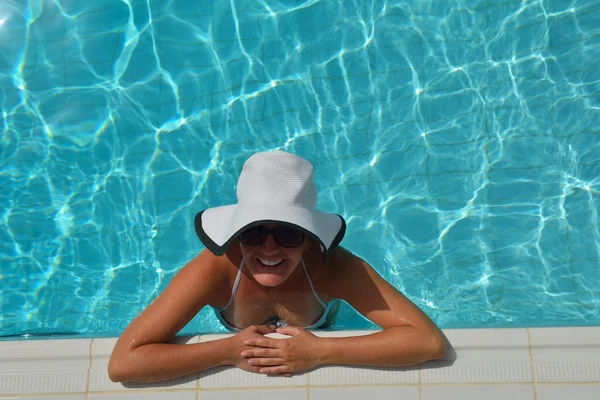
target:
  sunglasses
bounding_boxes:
[238,225,305,248]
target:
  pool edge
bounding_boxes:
[0,327,599,398]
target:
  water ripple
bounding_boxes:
[1,0,599,337]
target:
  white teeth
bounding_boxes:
[258,258,283,266]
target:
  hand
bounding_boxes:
[241,326,322,376]
[228,325,277,374]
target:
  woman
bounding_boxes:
[108,151,445,382]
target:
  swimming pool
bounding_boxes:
[1,0,599,338]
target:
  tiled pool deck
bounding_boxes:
[1,327,599,399]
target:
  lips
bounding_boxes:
[257,258,285,267]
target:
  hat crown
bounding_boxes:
[236,151,317,209]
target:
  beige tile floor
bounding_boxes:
[1,328,599,400]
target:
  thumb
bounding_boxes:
[276,326,303,336]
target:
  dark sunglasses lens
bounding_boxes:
[274,226,305,247]
[239,226,267,245]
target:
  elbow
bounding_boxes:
[408,325,446,361]
[108,339,141,383]
[108,358,128,383]
[108,365,122,383]
[108,348,134,383]
[427,330,446,360]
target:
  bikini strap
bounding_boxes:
[300,258,327,308]
[218,259,244,312]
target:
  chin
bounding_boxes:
[254,277,283,287]
[253,274,287,287]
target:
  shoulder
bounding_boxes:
[306,246,369,300]
[171,248,236,308]
[326,246,368,276]
[177,249,225,280]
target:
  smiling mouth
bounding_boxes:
[257,258,285,267]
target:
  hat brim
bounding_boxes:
[194,203,346,256]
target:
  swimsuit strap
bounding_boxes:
[300,258,327,308]
[218,259,244,312]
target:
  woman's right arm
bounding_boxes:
[108,250,233,383]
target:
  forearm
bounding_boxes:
[318,326,445,367]
[108,337,234,383]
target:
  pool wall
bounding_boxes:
[1,327,599,399]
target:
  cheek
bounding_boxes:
[239,243,254,258]
[284,246,305,260]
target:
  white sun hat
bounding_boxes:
[195,151,346,256]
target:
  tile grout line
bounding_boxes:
[86,339,93,400]
[193,385,313,392]
[420,382,558,387]
[419,362,423,400]
[307,368,311,400]
[527,329,539,400]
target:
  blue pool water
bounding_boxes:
[1,0,599,338]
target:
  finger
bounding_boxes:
[252,325,277,335]
[260,366,290,374]
[248,357,285,366]
[244,338,279,348]
[279,373,292,377]
[276,326,303,336]
[241,348,279,358]
[248,366,263,374]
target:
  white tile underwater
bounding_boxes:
[529,327,600,383]
[422,385,535,400]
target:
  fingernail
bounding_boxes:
[244,340,251,345]
[241,352,248,357]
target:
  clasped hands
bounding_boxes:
[231,325,322,376]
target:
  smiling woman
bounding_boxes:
[107,151,445,382]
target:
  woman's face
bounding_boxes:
[238,224,310,287]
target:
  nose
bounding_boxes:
[259,233,280,255]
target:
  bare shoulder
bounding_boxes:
[165,249,232,308]
[305,246,364,300]
[323,246,366,275]
[318,246,442,333]
[112,249,231,351]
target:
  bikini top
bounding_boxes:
[213,258,334,332]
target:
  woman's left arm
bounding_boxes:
[316,249,446,367]
[317,323,444,367]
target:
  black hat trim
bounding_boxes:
[194,211,346,257]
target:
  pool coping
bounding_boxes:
[0,327,599,397]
